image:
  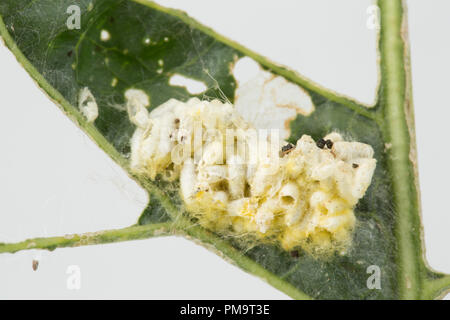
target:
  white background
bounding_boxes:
[0,0,449,299]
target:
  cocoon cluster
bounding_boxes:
[128,92,376,252]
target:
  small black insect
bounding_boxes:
[352,163,359,169]
[281,143,294,152]
[290,250,299,258]
[316,138,326,149]
[325,139,333,149]
[282,143,295,153]
[67,50,73,57]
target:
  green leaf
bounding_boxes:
[1,0,449,299]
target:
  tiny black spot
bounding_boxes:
[325,139,333,149]
[316,138,326,149]
[290,250,299,258]
[109,16,115,23]
[281,143,294,153]
[67,50,73,57]
[352,163,359,168]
